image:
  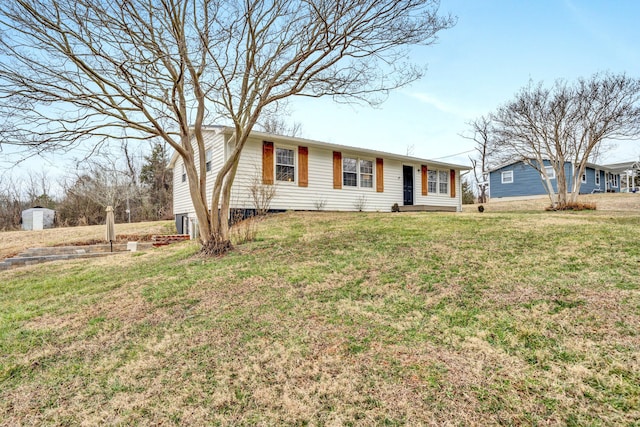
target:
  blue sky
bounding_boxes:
[3,0,639,186]
[288,0,640,166]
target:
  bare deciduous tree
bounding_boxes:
[488,73,640,208]
[0,174,25,230]
[463,116,493,203]
[0,0,455,254]
[259,117,302,138]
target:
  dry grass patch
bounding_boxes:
[467,192,640,213]
[1,211,639,425]
[0,220,173,259]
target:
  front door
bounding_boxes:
[403,165,414,205]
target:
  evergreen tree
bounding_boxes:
[140,142,172,220]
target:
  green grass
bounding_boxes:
[1,211,639,425]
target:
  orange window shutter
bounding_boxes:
[262,141,274,185]
[421,165,428,196]
[450,169,456,198]
[298,146,308,187]
[376,158,384,192]
[333,151,342,189]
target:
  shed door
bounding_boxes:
[403,165,414,206]
[32,210,44,230]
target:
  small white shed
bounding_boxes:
[22,207,56,230]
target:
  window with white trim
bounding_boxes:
[428,170,438,193]
[275,147,295,182]
[612,174,619,187]
[438,170,449,194]
[181,164,186,182]
[595,169,600,186]
[343,157,374,188]
[501,170,513,184]
[343,157,357,187]
[205,149,213,172]
[427,169,449,194]
[581,171,587,183]
[543,166,556,180]
[360,160,373,188]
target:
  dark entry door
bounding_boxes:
[403,165,414,205]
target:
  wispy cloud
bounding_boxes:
[406,91,478,119]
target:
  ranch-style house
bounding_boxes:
[170,126,470,236]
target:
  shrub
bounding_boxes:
[353,195,367,212]
[462,180,475,204]
[229,210,258,245]
[546,202,597,211]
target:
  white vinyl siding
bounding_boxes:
[172,131,225,215]
[173,132,463,215]
[250,140,460,211]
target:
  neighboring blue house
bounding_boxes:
[489,160,620,199]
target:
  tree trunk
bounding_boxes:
[568,162,587,204]
[556,165,568,209]
[201,128,251,256]
[478,185,487,204]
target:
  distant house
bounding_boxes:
[21,207,55,230]
[602,161,640,192]
[170,126,470,236]
[489,160,621,199]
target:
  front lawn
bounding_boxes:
[1,211,638,425]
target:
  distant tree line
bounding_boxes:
[0,142,172,230]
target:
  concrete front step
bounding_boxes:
[21,243,153,257]
[2,252,116,268]
[397,205,457,212]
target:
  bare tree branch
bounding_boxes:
[0,0,455,251]
[485,73,640,208]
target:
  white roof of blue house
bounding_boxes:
[489,158,621,173]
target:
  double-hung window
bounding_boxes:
[428,169,450,194]
[360,160,373,188]
[438,170,449,194]
[428,170,438,193]
[543,166,556,180]
[343,157,358,187]
[343,157,374,188]
[581,171,587,183]
[501,170,513,184]
[276,147,295,182]
[595,169,600,186]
